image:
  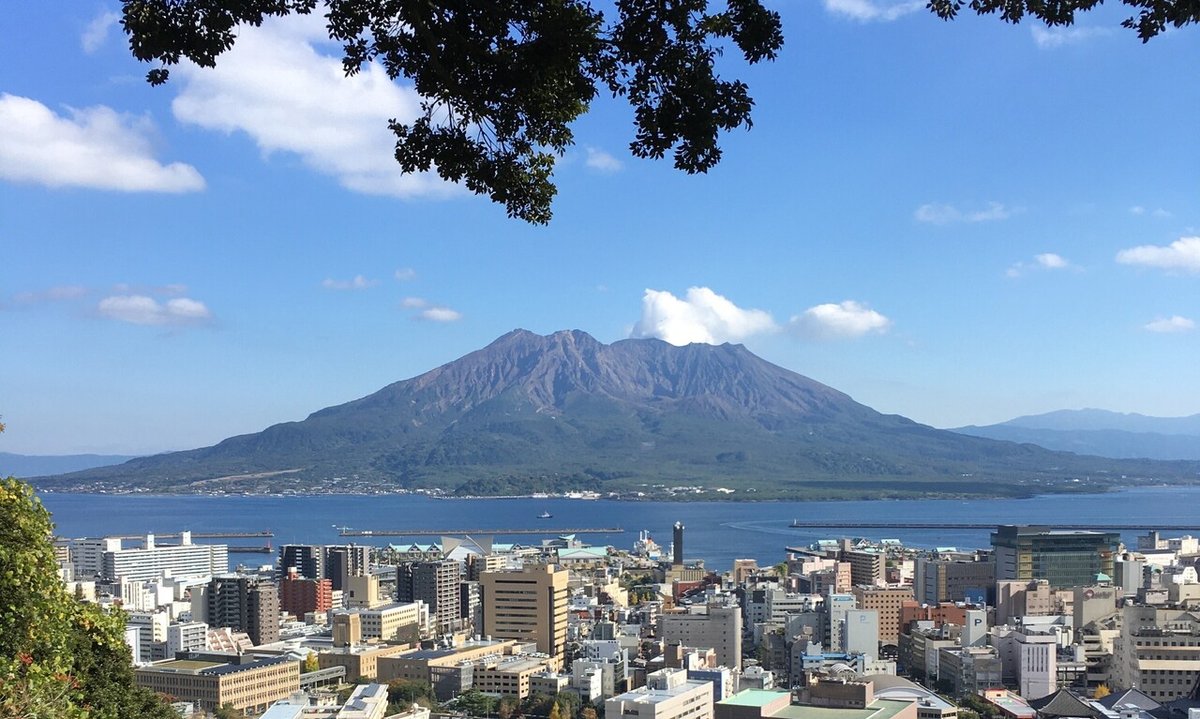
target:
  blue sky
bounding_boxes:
[1,1,1197,455]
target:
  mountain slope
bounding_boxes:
[32,330,1200,498]
[0,452,140,478]
[953,409,1200,460]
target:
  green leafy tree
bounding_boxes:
[579,707,599,719]
[0,475,177,719]
[120,0,784,224]
[303,652,319,673]
[387,678,435,708]
[454,689,499,717]
[214,705,246,719]
[926,0,1198,42]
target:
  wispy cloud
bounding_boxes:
[914,201,1015,225]
[170,14,451,199]
[12,285,89,304]
[1006,252,1074,278]
[1130,205,1172,218]
[1116,236,1200,273]
[81,10,121,54]
[0,93,205,193]
[822,0,923,21]
[789,300,891,340]
[97,295,212,326]
[630,287,778,346]
[585,147,622,173]
[394,267,417,281]
[1144,316,1196,333]
[321,275,378,290]
[1031,25,1112,49]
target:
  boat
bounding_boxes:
[538,511,553,519]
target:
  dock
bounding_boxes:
[787,521,1199,531]
[338,527,624,537]
[112,531,274,539]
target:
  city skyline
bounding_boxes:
[2,3,1198,455]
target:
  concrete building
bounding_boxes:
[134,652,299,714]
[482,564,570,660]
[279,569,333,618]
[166,621,209,657]
[356,601,425,642]
[845,610,881,658]
[914,556,994,605]
[81,533,228,583]
[854,587,914,646]
[473,656,559,698]
[660,603,743,669]
[843,550,886,588]
[1111,604,1200,701]
[127,610,170,663]
[278,544,325,581]
[194,574,280,646]
[326,545,371,591]
[398,559,462,632]
[376,640,516,700]
[992,526,1119,590]
[937,646,1003,698]
[607,668,714,719]
[317,643,412,682]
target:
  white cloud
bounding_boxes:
[1144,316,1196,333]
[0,93,205,193]
[82,10,121,54]
[1116,237,1200,273]
[914,201,1014,225]
[417,306,463,322]
[97,295,212,326]
[1031,25,1111,49]
[394,267,417,281]
[629,287,778,346]
[1007,252,1073,278]
[400,297,427,308]
[789,300,891,340]
[321,274,378,290]
[171,14,451,199]
[1130,205,1146,215]
[585,147,622,173]
[1130,205,1172,218]
[823,0,923,21]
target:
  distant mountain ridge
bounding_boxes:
[31,330,1200,497]
[952,409,1200,460]
[1,452,140,479]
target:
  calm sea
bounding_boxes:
[36,486,1200,572]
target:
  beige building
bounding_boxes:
[354,601,425,642]
[607,668,713,719]
[318,643,413,682]
[376,639,517,685]
[473,656,560,698]
[481,564,570,660]
[134,653,299,714]
[1111,604,1200,701]
[853,586,915,646]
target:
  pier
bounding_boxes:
[112,531,274,540]
[787,521,1199,531]
[338,527,624,537]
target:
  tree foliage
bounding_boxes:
[927,0,1199,42]
[0,476,177,719]
[120,0,784,224]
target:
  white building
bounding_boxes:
[606,668,714,719]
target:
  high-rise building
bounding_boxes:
[853,586,914,646]
[659,603,742,669]
[991,526,1118,589]
[673,523,685,567]
[195,575,280,646]
[326,545,371,591]
[278,544,324,580]
[841,549,885,587]
[481,564,570,660]
[606,668,713,719]
[279,567,332,618]
[915,556,995,605]
[399,559,462,632]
